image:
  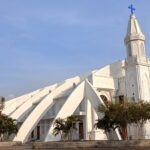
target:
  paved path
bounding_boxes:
[0,144,150,150]
[1,146,150,150]
[39,148,150,150]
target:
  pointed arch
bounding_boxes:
[3,90,40,116]
[45,81,85,141]
[85,79,122,140]
[10,84,57,121]
[13,77,81,143]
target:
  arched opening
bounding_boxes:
[100,95,109,106]
[140,43,145,57]
[127,44,132,57]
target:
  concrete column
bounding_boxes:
[85,99,93,140]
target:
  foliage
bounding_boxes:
[0,113,18,136]
[0,97,5,111]
[95,101,150,139]
[53,118,65,139]
[0,97,18,141]
[53,115,80,140]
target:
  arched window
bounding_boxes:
[128,44,132,57]
[100,95,108,106]
[140,43,145,56]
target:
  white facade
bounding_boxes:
[3,14,150,143]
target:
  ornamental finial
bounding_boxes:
[128,4,135,14]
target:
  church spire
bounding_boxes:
[125,14,145,44]
[124,6,146,59]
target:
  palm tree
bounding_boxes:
[53,118,66,140]
[53,115,80,140]
[65,115,80,140]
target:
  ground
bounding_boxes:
[1,146,150,150]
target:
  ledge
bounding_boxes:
[0,141,22,147]
[33,140,150,149]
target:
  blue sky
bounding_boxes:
[1,0,150,99]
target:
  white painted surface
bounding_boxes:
[3,13,150,142]
[3,90,40,115]
[45,81,85,141]
[14,77,82,143]
[10,84,57,121]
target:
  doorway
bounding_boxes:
[37,126,40,140]
[79,122,84,140]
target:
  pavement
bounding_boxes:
[1,146,150,150]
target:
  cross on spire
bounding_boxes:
[128,4,135,14]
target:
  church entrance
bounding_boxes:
[79,122,84,140]
[37,126,40,140]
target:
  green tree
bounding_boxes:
[65,115,80,140]
[0,97,18,141]
[53,115,80,140]
[95,101,150,140]
[0,97,5,111]
[53,118,66,140]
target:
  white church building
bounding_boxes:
[3,12,150,143]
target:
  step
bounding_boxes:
[0,144,33,150]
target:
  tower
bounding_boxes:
[125,14,150,102]
[125,9,150,139]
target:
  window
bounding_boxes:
[140,43,145,56]
[119,95,124,104]
[31,130,34,138]
[128,44,132,57]
[100,95,108,106]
